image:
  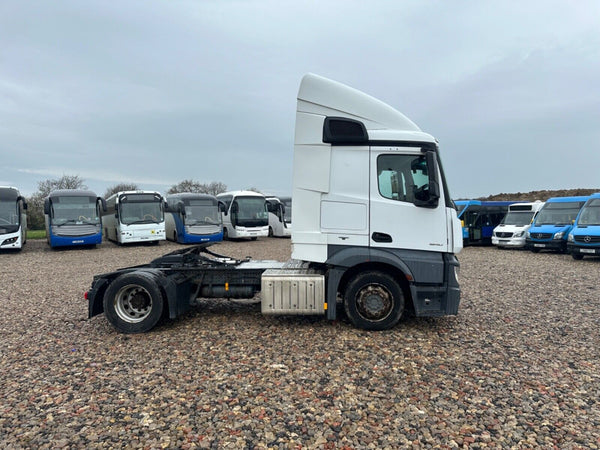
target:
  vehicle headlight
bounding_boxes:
[567,233,574,242]
[514,231,524,237]
[553,231,564,240]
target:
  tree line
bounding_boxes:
[25,175,231,230]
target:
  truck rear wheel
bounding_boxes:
[344,271,404,330]
[103,272,164,333]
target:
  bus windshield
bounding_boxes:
[184,199,221,226]
[500,211,534,226]
[233,196,268,227]
[535,202,583,226]
[51,196,100,226]
[578,199,600,226]
[119,194,164,225]
[0,198,19,227]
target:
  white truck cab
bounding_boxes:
[290,74,462,327]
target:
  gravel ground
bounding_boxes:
[1,239,599,449]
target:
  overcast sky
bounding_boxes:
[1,1,599,199]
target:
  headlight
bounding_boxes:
[514,231,524,237]
[568,233,574,242]
[553,231,564,240]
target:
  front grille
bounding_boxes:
[53,224,100,237]
[574,235,600,244]
[496,232,513,238]
[186,224,221,235]
[530,233,553,240]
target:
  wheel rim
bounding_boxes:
[355,283,393,322]
[114,284,153,323]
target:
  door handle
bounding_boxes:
[372,232,392,243]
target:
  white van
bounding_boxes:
[492,201,544,248]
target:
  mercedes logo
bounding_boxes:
[584,235,592,243]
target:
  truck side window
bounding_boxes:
[377,154,429,204]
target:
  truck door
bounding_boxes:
[369,147,449,252]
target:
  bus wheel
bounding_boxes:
[103,272,164,333]
[268,227,273,237]
[223,228,228,240]
[572,253,584,260]
[173,231,178,242]
[344,271,404,330]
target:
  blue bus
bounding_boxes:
[455,200,517,245]
[44,189,106,248]
[526,196,589,253]
[165,193,223,244]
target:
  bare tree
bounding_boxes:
[104,183,139,199]
[27,174,87,230]
[167,179,205,194]
[205,181,227,196]
[167,180,227,196]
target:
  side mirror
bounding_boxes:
[43,198,50,215]
[231,202,239,214]
[413,151,440,209]
[99,197,107,212]
[18,196,28,210]
[218,201,227,213]
[177,202,186,216]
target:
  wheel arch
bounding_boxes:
[325,247,416,318]
[337,261,414,313]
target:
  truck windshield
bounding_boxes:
[0,199,19,227]
[500,211,534,226]
[578,199,600,226]
[535,202,583,226]
[184,199,221,226]
[51,196,100,226]
[119,194,164,225]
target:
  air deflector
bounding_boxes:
[322,117,368,145]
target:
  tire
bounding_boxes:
[572,253,584,260]
[344,271,404,331]
[251,237,258,241]
[268,226,273,237]
[103,272,164,333]
[223,227,228,240]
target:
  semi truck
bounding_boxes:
[86,73,462,333]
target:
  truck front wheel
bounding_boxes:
[344,271,404,331]
[103,272,164,333]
